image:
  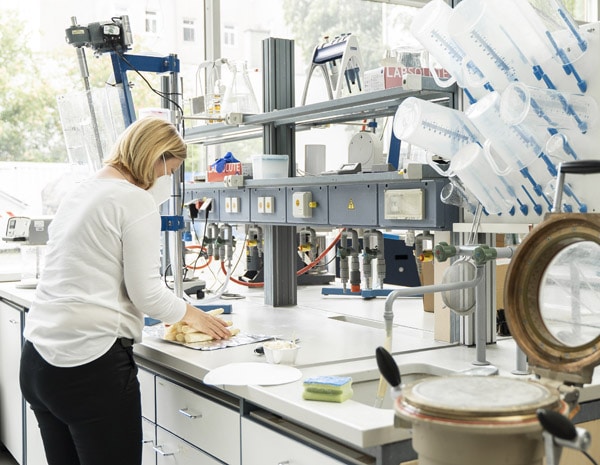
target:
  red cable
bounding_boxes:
[220,261,264,287]
[296,229,342,275]
[184,245,212,270]
[219,229,344,287]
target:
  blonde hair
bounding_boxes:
[105,117,187,189]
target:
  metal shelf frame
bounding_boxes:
[184,87,453,145]
[183,37,456,306]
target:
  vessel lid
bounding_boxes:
[504,213,600,385]
[396,376,561,425]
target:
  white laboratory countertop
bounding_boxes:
[2,281,600,450]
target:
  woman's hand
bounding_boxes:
[182,304,233,340]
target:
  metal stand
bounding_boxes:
[262,38,297,306]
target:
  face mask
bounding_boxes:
[148,156,172,206]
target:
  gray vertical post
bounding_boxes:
[473,265,489,365]
[262,38,297,306]
[71,17,103,169]
[460,232,497,346]
[161,68,185,299]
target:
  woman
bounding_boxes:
[20,117,232,465]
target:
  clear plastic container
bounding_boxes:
[251,155,289,179]
[466,92,543,173]
[450,144,516,215]
[500,82,598,134]
[448,0,548,91]
[20,245,46,281]
[393,97,480,161]
[410,0,487,99]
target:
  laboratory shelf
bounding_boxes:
[183,174,458,230]
[183,86,453,145]
[181,38,458,307]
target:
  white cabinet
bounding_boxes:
[155,426,222,465]
[0,301,23,464]
[25,403,47,465]
[139,368,156,423]
[140,369,156,465]
[142,417,156,465]
[241,418,344,465]
[155,377,240,465]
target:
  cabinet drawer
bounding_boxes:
[241,418,344,465]
[139,368,155,422]
[0,302,23,464]
[142,418,156,465]
[26,402,48,465]
[155,426,222,465]
[155,378,240,465]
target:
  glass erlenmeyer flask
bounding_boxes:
[222,61,259,115]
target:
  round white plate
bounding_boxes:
[204,362,302,386]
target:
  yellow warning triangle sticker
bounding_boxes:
[347,199,355,210]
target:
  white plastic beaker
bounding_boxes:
[393,97,481,161]
[409,0,487,99]
[530,0,588,65]
[500,82,598,134]
[20,245,46,281]
[450,143,514,215]
[466,92,544,173]
[545,133,578,164]
[448,0,541,91]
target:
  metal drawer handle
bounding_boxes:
[9,319,18,325]
[277,461,290,465]
[142,439,154,445]
[178,407,202,419]
[153,445,175,457]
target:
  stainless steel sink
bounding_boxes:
[347,363,453,409]
[328,315,386,329]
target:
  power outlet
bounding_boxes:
[292,191,312,218]
[264,196,274,214]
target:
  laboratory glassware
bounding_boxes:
[500,82,598,134]
[448,0,553,92]
[409,0,488,103]
[466,91,555,213]
[221,60,260,115]
[392,97,480,161]
[449,143,514,215]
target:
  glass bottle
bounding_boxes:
[222,61,259,115]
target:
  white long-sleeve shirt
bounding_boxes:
[24,178,186,367]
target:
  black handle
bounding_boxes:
[537,409,577,441]
[376,346,401,388]
[559,160,600,175]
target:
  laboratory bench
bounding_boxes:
[1,281,600,465]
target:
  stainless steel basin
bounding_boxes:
[347,363,453,409]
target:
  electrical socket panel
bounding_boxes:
[264,196,274,213]
[224,196,240,213]
[292,191,312,218]
[257,196,274,214]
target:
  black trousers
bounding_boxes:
[20,339,142,465]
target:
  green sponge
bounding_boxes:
[303,376,353,403]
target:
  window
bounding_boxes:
[145,10,157,34]
[183,18,196,42]
[223,25,235,46]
